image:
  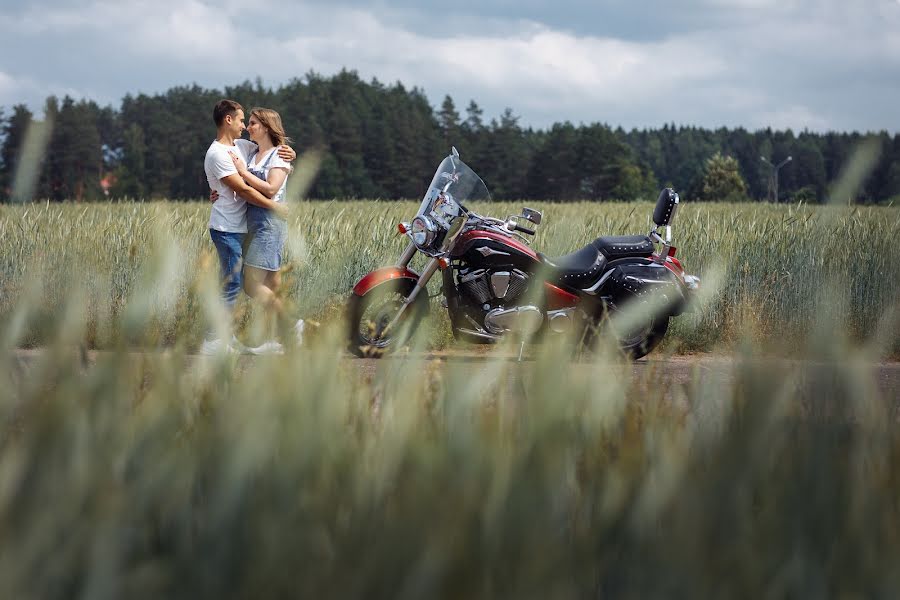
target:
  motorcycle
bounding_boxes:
[347,148,700,359]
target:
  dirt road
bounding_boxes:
[9,348,900,405]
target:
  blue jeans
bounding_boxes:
[209,229,246,309]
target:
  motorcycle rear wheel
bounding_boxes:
[347,280,429,358]
[613,315,669,360]
[586,308,670,360]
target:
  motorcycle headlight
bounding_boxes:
[411,215,438,248]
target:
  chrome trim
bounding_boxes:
[411,215,438,248]
[582,269,615,295]
[405,258,440,304]
[484,306,543,335]
[397,241,417,268]
[457,328,501,341]
[459,268,487,284]
[476,246,510,258]
[522,207,542,225]
[381,258,439,336]
[490,271,511,298]
[547,308,575,333]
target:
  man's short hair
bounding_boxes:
[213,99,243,127]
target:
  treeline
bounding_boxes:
[1,70,898,202]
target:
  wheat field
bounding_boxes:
[0,199,897,353]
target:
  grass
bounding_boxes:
[0,199,897,354]
[0,192,898,596]
[1,263,898,597]
[1,132,898,597]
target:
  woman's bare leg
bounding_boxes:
[264,269,281,296]
[244,265,282,339]
[263,268,303,344]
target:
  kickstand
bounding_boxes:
[517,340,526,362]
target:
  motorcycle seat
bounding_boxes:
[594,235,655,259]
[540,243,609,288]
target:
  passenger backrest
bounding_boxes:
[653,188,679,227]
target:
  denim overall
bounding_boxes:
[244,148,287,271]
[246,147,282,229]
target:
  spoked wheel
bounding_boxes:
[347,280,429,358]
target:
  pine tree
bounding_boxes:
[0,107,5,194]
[0,73,888,203]
[463,100,484,132]
[112,124,147,198]
[36,96,61,200]
[481,108,531,199]
[40,96,103,201]
[0,105,34,201]
[438,95,461,150]
[701,153,748,202]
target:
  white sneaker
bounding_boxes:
[294,319,305,346]
[199,337,238,355]
[229,335,250,354]
[248,340,285,355]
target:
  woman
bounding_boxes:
[229,107,303,354]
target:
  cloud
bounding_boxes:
[0,0,898,132]
[5,0,243,63]
[0,71,13,96]
[0,71,81,111]
[270,10,730,125]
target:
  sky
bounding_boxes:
[1,0,899,132]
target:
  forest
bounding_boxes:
[0,69,898,203]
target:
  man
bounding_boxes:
[200,99,292,354]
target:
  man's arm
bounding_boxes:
[220,174,287,216]
[277,145,296,162]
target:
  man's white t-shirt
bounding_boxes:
[247,146,291,203]
[205,140,249,233]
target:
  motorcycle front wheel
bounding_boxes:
[347,279,429,358]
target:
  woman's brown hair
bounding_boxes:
[250,107,291,147]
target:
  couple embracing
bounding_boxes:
[201,99,303,355]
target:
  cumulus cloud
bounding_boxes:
[0,0,898,131]
[0,71,81,110]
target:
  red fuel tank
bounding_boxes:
[451,229,541,271]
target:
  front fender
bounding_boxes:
[352,266,420,297]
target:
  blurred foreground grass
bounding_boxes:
[1,230,899,597]
[3,133,899,597]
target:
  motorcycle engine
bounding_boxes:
[457,268,530,307]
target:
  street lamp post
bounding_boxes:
[760,155,792,203]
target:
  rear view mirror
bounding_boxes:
[653,188,679,227]
[522,207,542,225]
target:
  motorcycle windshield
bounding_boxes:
[416,154,491,224]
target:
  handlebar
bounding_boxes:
[512,223,535,236]
[463,211,537,238]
